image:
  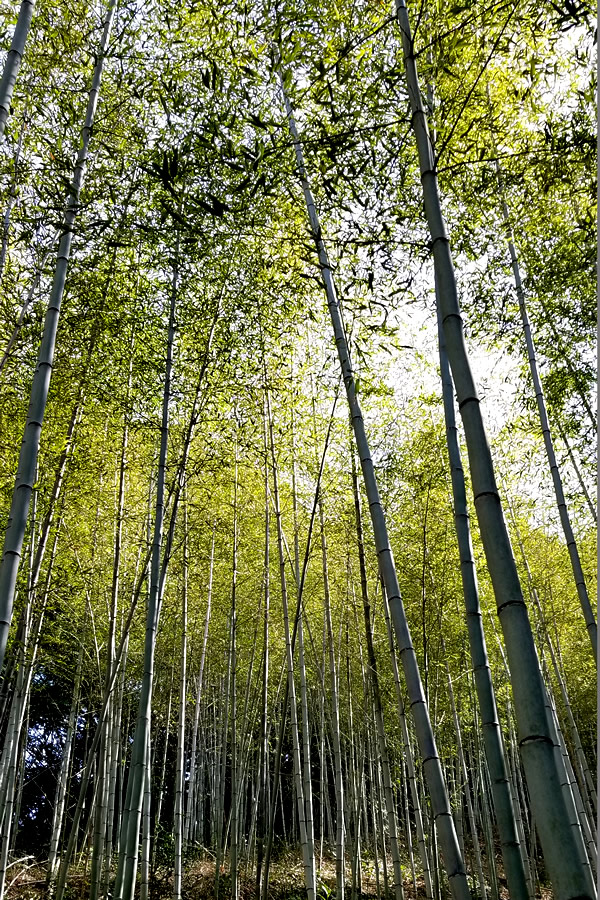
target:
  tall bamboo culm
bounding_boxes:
[491,152,597,660]
[279,72,471,900]
[437,308,529,899]
[0,0,117,674]
[395,3,595,897]
[0,0,35,140]
[114,239,179,900]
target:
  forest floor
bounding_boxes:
[7,853,551,899]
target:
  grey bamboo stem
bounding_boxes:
[505,494,597,820]
[350,452,404,900]
[437,309,529,898]
[318,500,345,900]
[554,419,596,522]
[395,2,596,896]
[256,449,269,900]
[140,732,152,900]
[291,417,316,898]
[492,154,597,659]
[439,635,486,899]
[266,390,316,900]
[47,626,83,886]
[0,0,35,139]
[230,448,239,900]
[0,0,116,674]
[280,73,470,900]
[115,242,178,900]
[0,115,26,282]
[184,525,214,846]
[173,507,188,900]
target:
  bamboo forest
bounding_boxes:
[0,0,596,898]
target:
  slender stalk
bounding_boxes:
[350,451,403,900]
[114,240,179,900]
[440,635,486,899]
[256,440,270,900]
[491,148,597,659]
[279,72,470,900]
[0,0,117,674]
[184,524,215,847]
[394,3,595,896]
[0,114,26,282]
[554,419,596,522]
[437,307,529,898]
[230,443,239,900]
[0,0,35,139]
[318,498,345,900]
[266,387,316,900]
[173,503,189,900]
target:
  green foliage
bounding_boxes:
[0,0,595,894]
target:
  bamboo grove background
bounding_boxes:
[0,1,596,899]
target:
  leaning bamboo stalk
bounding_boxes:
[88,712,110,900]
[279,71,470,900]
[152,656,175,861]
[394,3,596,896]
[0,114,26,282]
[537,294,597,431]
[554,419,596,522]
[503,489,597,821]
[256,447,269,899]
[350,452,404,900]
[553,707,597,872]
[114,237,179,900]
[318,499,345,900]
[103,633,129,896]
[230,446,239,900]
[266,390,316,900]
[140,732,152,900]
[173,503,189,900]
[436,305,529,899]
[0,0,117,674]
[477,742,500,900]
[0,245,53,377]
[0,0,35,140]
[491,149,597,659]
[53,538,152,900]
[538,672,592,878]
[214,665,230,893]
[0,534,49,817]
[98,381,133,894]
[318,626,327,870]
[259,377,337,893]
[184,524,214,847]
[0,567,51,898]
[9,704,27,860]
[47,610,84,887]
[379,579,433,899]
[439,635,486,899]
